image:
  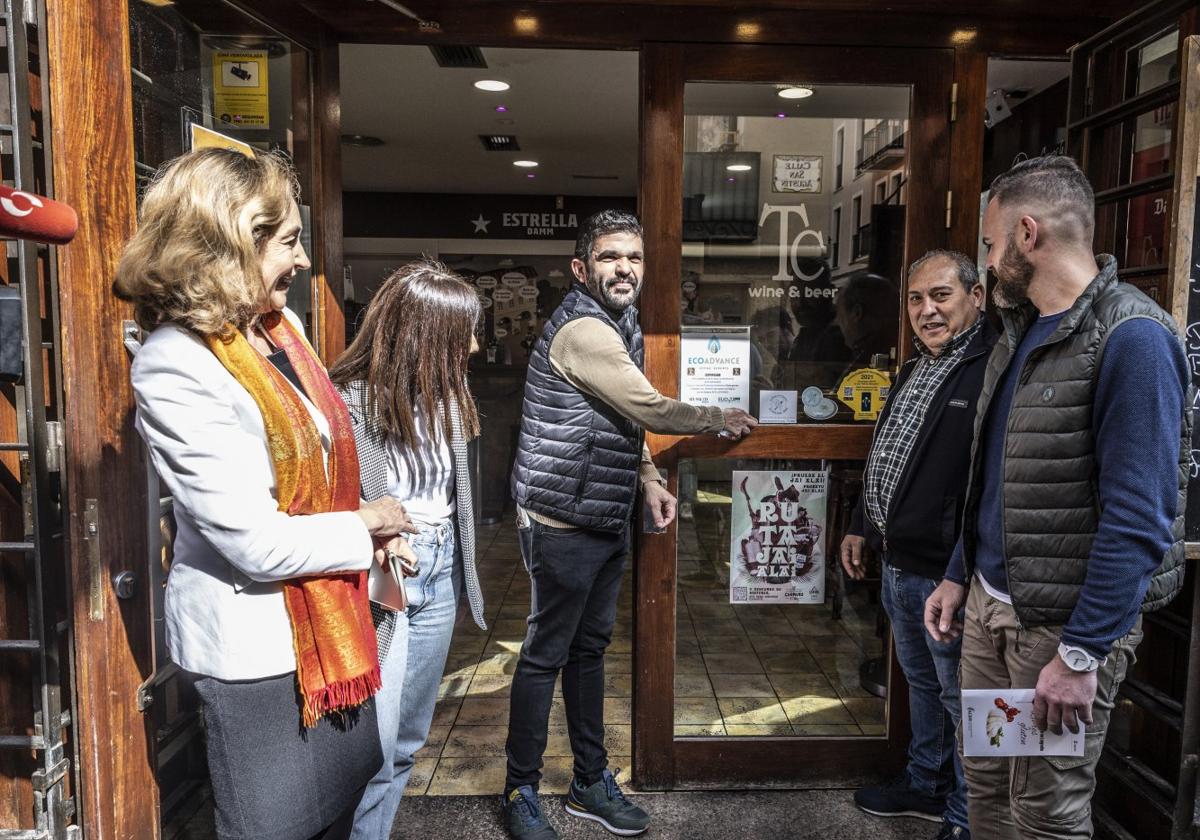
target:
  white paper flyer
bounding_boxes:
[961,688,1085,757]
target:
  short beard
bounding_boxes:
[586,268,641,311]
[991,232,1035,308]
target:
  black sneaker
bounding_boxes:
[853,772,945,823]
[504,786,560,840]
[934,820,970,840]
[564,768,650,836]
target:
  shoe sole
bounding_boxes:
[856,805,943,823]
[564,801,648,836]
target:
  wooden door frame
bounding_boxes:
[634,42,963,789]
[44,2,341,836]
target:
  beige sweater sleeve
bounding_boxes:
[548,317,726,437]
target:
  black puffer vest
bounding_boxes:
[510,284,645,532]
[961,256,1190,625]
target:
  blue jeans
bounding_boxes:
[881,562,967,830]
[351,521,461,840]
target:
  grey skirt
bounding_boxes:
[194,671,383,840]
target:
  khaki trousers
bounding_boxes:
[958,583,1142,840]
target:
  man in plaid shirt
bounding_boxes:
[841,251,997,840]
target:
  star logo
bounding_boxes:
[471,214,491,234]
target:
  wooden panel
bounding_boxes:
[295,0,1120,55]
[634,42,685,791]
[1167,35,1199,327]
[313,36,346,363]
[46,0,159,838]
[948,49,988,260]
[659,424,873,460]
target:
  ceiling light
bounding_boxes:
[495,105,508,113]
[776,112,787,119]
[513,160,538,168]
[474,79,510,92]
[778,86,814,99]
[526,173,536,179]
[726,164,752,171]
[514,15,539,34]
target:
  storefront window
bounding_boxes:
[128,0,316,333]
[678,82,909,425]
[674,458,885,738]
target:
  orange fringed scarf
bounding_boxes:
[207,312,380,727]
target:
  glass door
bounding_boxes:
[635,44,955,788]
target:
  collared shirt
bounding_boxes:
[863,315,983,536]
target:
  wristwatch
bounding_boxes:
[1058,642,1105,673]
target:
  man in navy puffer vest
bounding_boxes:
[503,210,757,840]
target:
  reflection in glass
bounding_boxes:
[678,83,909,424]
[674,459,885,738]
[1129,28,1179,96]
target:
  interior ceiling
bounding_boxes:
[340,45,640,195]
[341,46,919,195]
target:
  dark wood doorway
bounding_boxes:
[634,42,957,789]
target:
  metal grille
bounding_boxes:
[0,0,76,837]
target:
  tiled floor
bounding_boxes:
[672,495,886,738]
[411,510,886,797]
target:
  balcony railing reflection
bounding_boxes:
[856,120,905,175]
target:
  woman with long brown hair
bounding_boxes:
[329,260,487,838]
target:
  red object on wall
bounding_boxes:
[0,183,78,244]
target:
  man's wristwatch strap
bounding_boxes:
[1057,642,1105,673]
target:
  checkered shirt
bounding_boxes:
[863,316,983,537]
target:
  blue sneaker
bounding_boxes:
[564,768,650,836]
[504,785,559,840]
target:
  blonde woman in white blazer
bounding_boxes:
[114,148,413,840]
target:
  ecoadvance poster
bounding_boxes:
[679,326,751,411]
[729,470,827,604]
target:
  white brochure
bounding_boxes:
[961,688,1085,757]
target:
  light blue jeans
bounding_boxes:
[351,520,461,840]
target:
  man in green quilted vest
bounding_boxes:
[923,155,1190,839]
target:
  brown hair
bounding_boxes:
[329,260,481,447]
[112,147,300,336]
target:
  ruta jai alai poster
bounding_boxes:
[729,470,827,604]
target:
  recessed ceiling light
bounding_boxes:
[474,79,510,92]
[726,164,752,171]
[778,86,814,99]
[495,105,508,113]
[526,173,536,179]
[513,160,538,168]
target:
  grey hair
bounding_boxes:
[908,249,980,293]
[988,155,1095,245]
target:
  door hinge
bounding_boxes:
[950,82,958,123]
[84,499,103,621]
[945,190,953,229]
[44,421,63,473]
